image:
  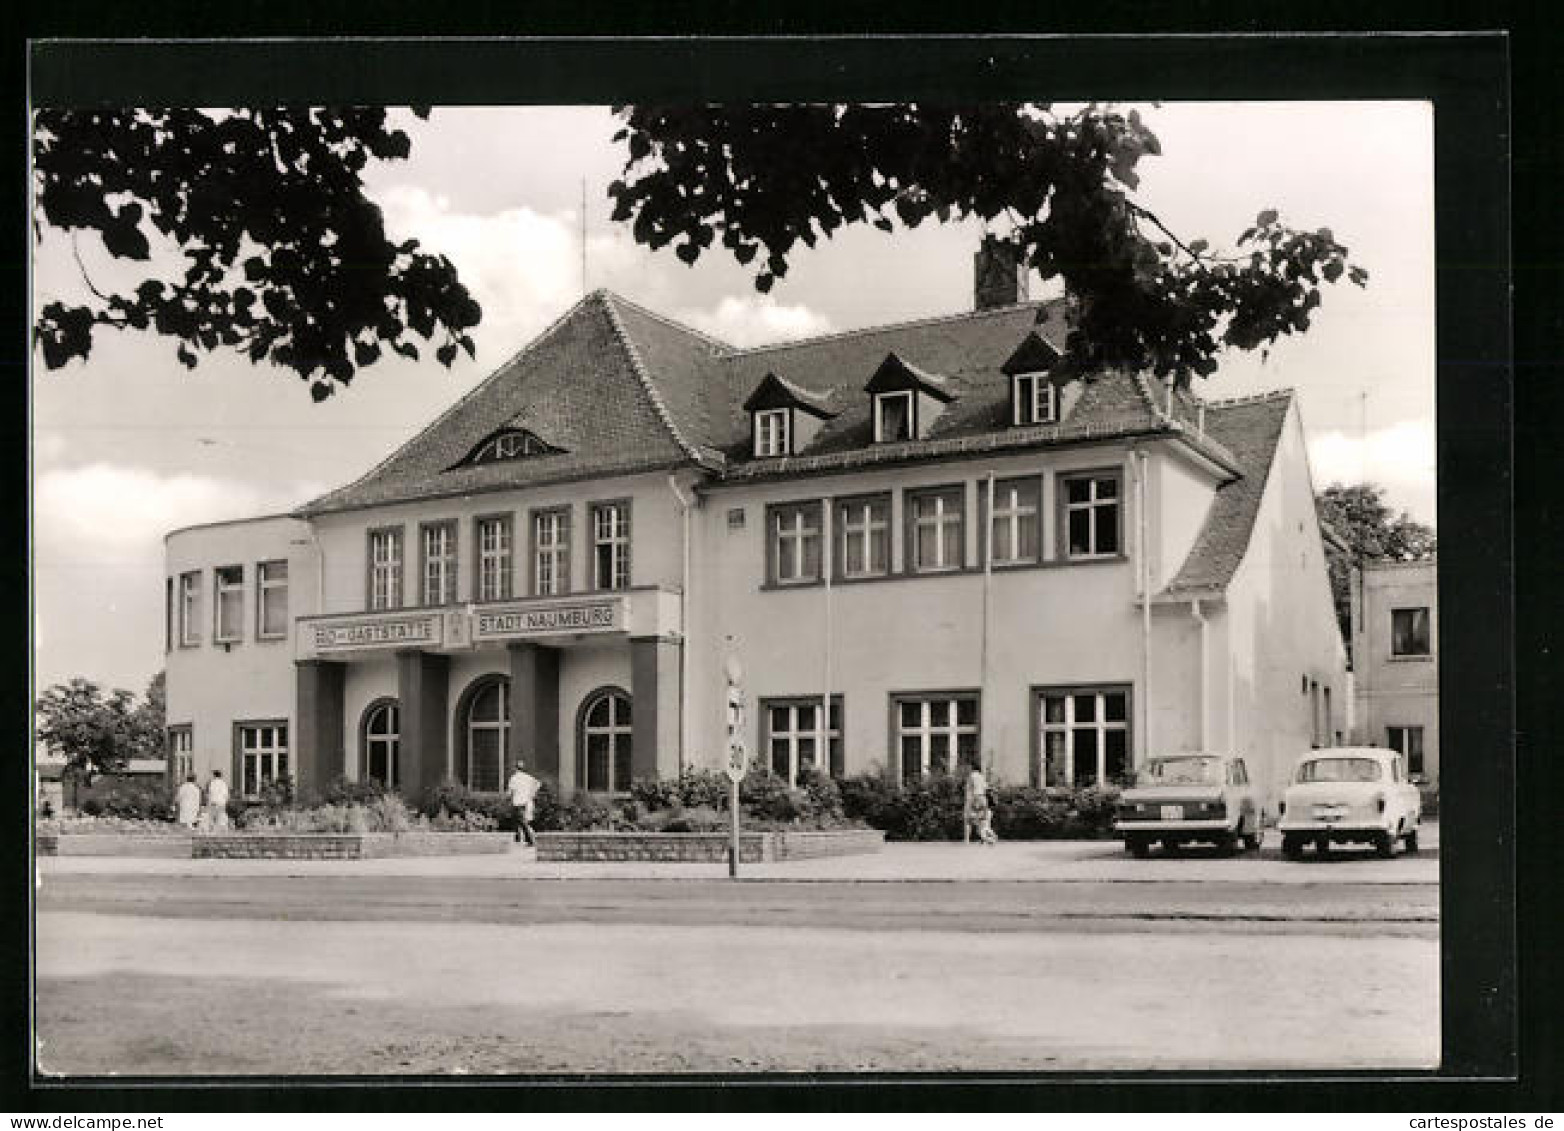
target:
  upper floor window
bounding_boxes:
[1061,472,1121,558]
[178,571,202,646]
[421,521,458,606]
[214,565,244,643]
[1390,607,1431,657]
[257,560,288,639]
[907,486,965,573]
[1014,374,1057,425]
[768,500,823,586]
[835,493,891,579]
[591,501,631,591]
[874,391,915,444]
[459,428,563,467]
[368,528,404,611]
[987,477,1041,565]
[754,409,791,458]
[475,516,513,603]
[533,508,571,596]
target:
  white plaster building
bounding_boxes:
[1350,557,1439,788]
[164,244,1348,811]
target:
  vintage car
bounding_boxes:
[1113,752,1265,857]
[1277,746,1422,858]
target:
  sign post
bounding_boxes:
[724,654,747,879]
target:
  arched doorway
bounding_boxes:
[455,675,511,792]
[360,698,401,790]
[579,687,633,793]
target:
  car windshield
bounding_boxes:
[1139,757,1222,786]
[1296,757,1383,784]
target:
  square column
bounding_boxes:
[397,650,449,801]
[294,660,346,803]
[630,635,682,782]
[508,642,561,787]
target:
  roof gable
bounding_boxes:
[741,371,837,417]
[1000,331,1063,376]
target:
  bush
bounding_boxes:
[419,779,514,830]
[674,766,732,810]
[634,804,728,833]
[835,772,1119,841]
[838,770,897,826]
[322,776,389,807]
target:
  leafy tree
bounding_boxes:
[608,103,1368,388]
[1317,482,1437,642]
[32,107,481,401]
[35,676,164,781]
[134,670,166,740]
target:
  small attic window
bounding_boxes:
[1014,374,1057,425]
[874,391,915,443]
[458,428,563,468]
[754,409,790,458]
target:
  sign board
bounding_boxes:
[724,652,747,780]
[304,612,442,656]
[473,598,622,643]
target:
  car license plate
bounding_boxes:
[1313,804,1347,821]
[1160,805,1183,821]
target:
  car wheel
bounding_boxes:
[1282,835,1305,860]
[1243,830,1262,852]
[1373,831,1395,858]
[1404,829,1420,854]
[1216,832,1239,857]
[1127,837,1151,859]
[1164,840,1183,857]
[1315,837,1331,858]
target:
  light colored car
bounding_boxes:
[1114,752,1265,858]
[1277,746,1422,859]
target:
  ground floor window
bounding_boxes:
[1387,725,1425,776]
[361,699,401,790]
[167,725,192,784]
[1036,685,1131,787]
[458,677,510,792]
[893,693,979,781]
[237,722,289,798]
[581,687,633,792]
[762,696,843,784]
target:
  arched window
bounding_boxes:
[457,676,510,792]
[580,688,633,793]
[361,699,401,790]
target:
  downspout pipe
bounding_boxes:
[1136,449,1152,768]
[667,472,696,774]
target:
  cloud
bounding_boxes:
[1308,419,1437,524]
[673,296,834,348]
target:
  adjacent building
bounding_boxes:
[1350,557,1439,788]
[165,242,1348,811]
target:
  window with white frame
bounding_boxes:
[476,516,513,602]
[582,688,634,793]
[754,408,791,458]
[1061,472,1121,558]
[763,696,842,784]
[213,565,243,643]
[1014,373,1057,425]
[987,477,1041,565]
[769,500,823,585]
[835,494,890,578]
[421,522,458,606]
[362,700,401,790]
[908,486,965,573]
[894,694,979,781]
[165,578,174,652]
[178,571,202,646]
[874,391,914,443]
[238,722,289,798]
[257,560,288,639]
[532,508,571,596]
[591,502,631,590]
[1390,607,1431,657]
[1387,725,1425,777]
[368,528,404,610]
[167,725,193,784]
[1037,686,1131,787]
[461,677,509,792]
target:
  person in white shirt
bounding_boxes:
[205,770,231,830]
[174,774,202,828]
[506,760,541,847]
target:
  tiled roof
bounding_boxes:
[1159,390,1295,597]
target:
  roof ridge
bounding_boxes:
[294,292,603,516]
[1203,388,1296,408]
[731,298,1063,358]
[600,289,738,354]
[599,291,705,464]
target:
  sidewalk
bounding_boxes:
[38,823,1439,885]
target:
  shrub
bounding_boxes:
[989,785,1072,840]
[322,776,389,807]
[674,766,732,810]
[531,782,563,831]
[428,808,499,832]
[739,766,800,821]
[798,764,843,819]
[839,771,897,825]
[419,779,514,830]
[629,778,680,812]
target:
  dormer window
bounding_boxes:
[754,409,791,458]
[454,427,564,469]
[875,391,915,443]
[1014,374,1057,425]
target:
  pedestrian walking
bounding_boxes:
[174,774,202,828]
[205,770,231,830]
[963,764,996,845]
[506,759,540,847]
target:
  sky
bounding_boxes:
[31,101,1436,696]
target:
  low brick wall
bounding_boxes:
[536,828,884,863]
[36,833,193,858]
[193,832,513,859]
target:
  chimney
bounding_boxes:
[974,235,1029,311]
